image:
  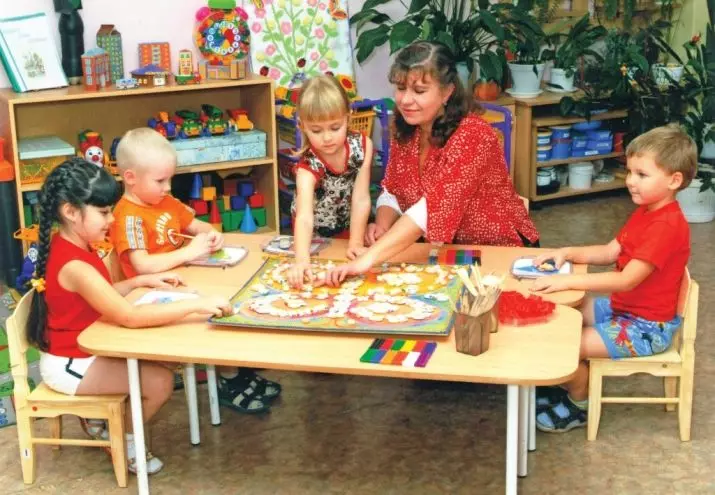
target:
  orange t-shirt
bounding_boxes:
[110,195,195,278]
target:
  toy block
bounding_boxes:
[190,173,202,199]
[249,192,265,208]
[211,223,223,232]
[251,207,267,227]
[240,204,257,233]
[222,195,231,211]
[224,178,238,196]
[221,211,232,231]
[209,200,221,224]
[197,214,210,223]
[232,210,244,230]
[189,199,208,216]
[217,199,226,213]
[202,186,217,201]
[230,195,246,211]
[201,174,213,187]
[238,181,254,197]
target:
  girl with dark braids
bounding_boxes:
[28,158,231,475]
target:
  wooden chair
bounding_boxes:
[6,290,128,486]
[587,269,699,441]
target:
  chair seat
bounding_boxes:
[28,383,127,405]
[591,347,682,365]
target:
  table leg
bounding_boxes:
[506,384,518,495]
[127,358,149,495]
[183,364,200,446]
[206,365,221,426]
[518,386,529,478]
[528,386,536,452]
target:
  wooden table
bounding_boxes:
[79,235,585,495]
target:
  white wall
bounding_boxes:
[0,0,398,99]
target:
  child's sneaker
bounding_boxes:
[535,386,568,412]
[79,418,109,440]
[218,374,271,414]
[125,434,163,475]
[536,396,587,433]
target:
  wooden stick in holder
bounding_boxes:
[454,310,494,356]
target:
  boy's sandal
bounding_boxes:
[243,373,282,400]
[219,379,271,414]
[535,386,569,412]
[535,400,587,433]
[79,417,109,440]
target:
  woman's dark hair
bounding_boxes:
[27,158,121,351]
[388,41,481,148]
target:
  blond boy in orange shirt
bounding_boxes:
[110,128,281,414]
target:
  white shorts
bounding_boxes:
[39,352,96,396]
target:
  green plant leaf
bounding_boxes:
[360,0,393,11]
[479,11,504,41]
[350,9,391,32]
[356,25,390,63]
[408,0,432,14]
[435,31,456,55]
[389,21,421,53]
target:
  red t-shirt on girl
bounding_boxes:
[45,235,111,358]
[381,114,539,246]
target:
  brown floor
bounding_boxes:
[2,191,714,494]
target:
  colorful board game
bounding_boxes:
[211,257,463,336]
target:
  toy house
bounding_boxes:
[130,64,170,87]
[178,50,194,76]
[96,24,123,82]
[80,48,111,91]
[198,59,247,81]
[138,42,171,73]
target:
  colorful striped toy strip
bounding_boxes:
[428,249,481,266]
[360,339,437,368]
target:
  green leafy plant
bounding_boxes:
[350,0,505,72]
[543,14,607,78]
[493,3,547,65]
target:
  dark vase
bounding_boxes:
[58,9,84,85]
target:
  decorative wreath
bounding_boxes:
[194,7,250,65]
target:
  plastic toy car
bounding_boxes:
[148,111,179,139]
[174,110,203,139]
[201,104,230,136]
[116,78,139,90]
[227,108,254,131]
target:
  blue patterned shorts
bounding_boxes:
[593,297,682,359]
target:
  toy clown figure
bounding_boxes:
[78,130,107,167]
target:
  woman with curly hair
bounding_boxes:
[325,41,538,284]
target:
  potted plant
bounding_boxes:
[544,14,607,93]
[349,0,505,87]
[473,49,505,100]
[493,3,547,96]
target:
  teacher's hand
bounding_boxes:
[323,257,372,287]
[364,223,387,246]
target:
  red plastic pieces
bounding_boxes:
[498,291,556,326]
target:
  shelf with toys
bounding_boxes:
[0,76,280,246]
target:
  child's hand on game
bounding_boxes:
[364,223,387,246]
[533,249,569,269]
[192,296,232,317]
[142,272,185,289]
[186,233,213,260]
[207,230,224,252]
[322,257,372,287]
[530,274,571,294]
[287,260,314,289]
[346,244,368,260]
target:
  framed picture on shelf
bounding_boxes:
[0,13,68,93]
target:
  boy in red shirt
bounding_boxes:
[530,125,696,433]
[110,128,281,414]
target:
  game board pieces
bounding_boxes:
[429,249,481,266]
[360,339,437,368]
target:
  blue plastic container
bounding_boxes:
[571,149,601,158]
[587,130,612,141]
[587,140,613,153]
[551,126,571,139]
[551,139,572,159]
[572,121,602,132]
[572,134,588,150]
[537,146,552,162]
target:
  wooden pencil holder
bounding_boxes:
[454,309,494,356]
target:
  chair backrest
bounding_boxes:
[102,249,125,283]
[6,290,36,409]
[671,268,698,352]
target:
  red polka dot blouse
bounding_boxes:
[381,114,539,246]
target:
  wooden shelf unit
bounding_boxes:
[512,91,628,202]
[0,76,279,234]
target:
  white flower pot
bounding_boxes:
[549,68,575,92]
[507,63,545,94]
[701,124,715,159]
[652,63,684,86]
[676,178,715,223]
[456,62,471,90]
